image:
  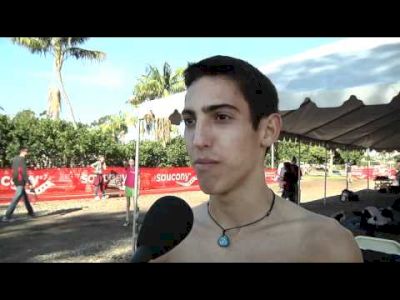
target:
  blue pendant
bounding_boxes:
[218,234,230,247]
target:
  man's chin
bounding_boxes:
[198,181,217,195]
[198,180,227,195]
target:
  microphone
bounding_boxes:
[131,196,194,263]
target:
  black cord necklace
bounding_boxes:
[207,192,276,248]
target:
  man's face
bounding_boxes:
[183,76,265,195]
[129,159,135,167]
[21,149,28,157]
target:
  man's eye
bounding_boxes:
[215,113,231,121]
[183,118,195,126]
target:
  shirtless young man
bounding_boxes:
[153,55,363,262]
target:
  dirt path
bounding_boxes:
[0,176,394,262]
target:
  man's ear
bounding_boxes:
[258,113,282,148]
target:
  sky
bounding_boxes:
[0,38,342,124]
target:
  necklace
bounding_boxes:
[207,192,276,248]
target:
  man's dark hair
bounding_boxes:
[20,146,28,153]
[184,55,279,130]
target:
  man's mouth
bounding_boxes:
[194,159,219,170]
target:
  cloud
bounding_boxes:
[30,63,130,90]
[65,64,128,89]
[259,38,400,74]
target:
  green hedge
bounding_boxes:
[0,110,368,169]
[0,110,191,168]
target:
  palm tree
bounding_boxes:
[130,62,185,106]
[11,37,106,128]
[97,113,129,142]
[47,86,61,120]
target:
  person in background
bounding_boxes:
[276,160,285,193]
[281,162,297,202]
[2,147,35,222]
[91,155,108,200]
[290,156,302,204]
[394,159,400,186]
[123,158,137,226]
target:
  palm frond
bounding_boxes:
[147,65,162,80]
[66,47,106,61]
[163,62,172,91]
[11,37,51,55]
[63,37,90,47]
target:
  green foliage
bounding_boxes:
[138,141,167,167]
[0,111,191,168]
[164,137,191,167]
[0,114,14,167]
[2,111,389,169]
[275,139,366,166]
[275,139,327,164]
[336,149,364,165]
[130,62,186,105]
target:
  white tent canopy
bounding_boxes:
[280,94,400,151]
[266,38,400,151]
[262,38,400,110]
[135,38,400,151]
[134,91,186,119]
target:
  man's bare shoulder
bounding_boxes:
[303,216,363,262]
[296,206,362,262]
[273,197,363,262]
[152,198,363,262]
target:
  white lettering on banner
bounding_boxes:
[80,174,126,184]
[176,175,198,187]
[80,174,88,184]
[28,180,55,195]
[155,173,192,182]
[80,174,97,184]
[1,176,11,187]
[1,175,41,187]
[0,176,40,186]
[29,176,39,187]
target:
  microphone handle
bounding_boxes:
[131,246,154,263]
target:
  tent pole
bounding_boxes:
[271,143,275,169]
[298,140,301,204]
[132,119,141,253]
[324,144,328,206]
[346,159,349,191]
[367,148,370,192]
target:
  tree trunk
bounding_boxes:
[56,67,77,128]
[47,86,61,120]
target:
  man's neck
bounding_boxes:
[208,171,274,229]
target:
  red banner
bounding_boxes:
[0,167,278,203]
[351,167,397,180]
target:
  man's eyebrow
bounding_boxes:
[181,104,239,116]
[181,109,195,116]
[202,104,239,113]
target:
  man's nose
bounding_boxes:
[192,121,212,149]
